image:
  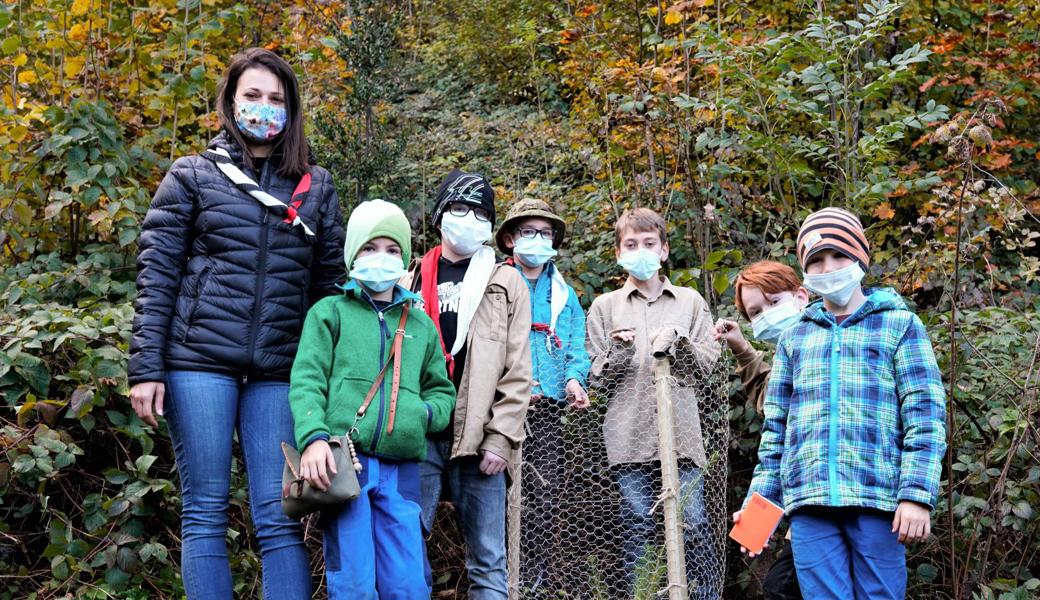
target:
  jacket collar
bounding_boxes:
[802,287,907,328]
[621,275,679,301]
[340,279,420,309]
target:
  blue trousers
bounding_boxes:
[790,507,906,600]
[321,453,429,600]
[165,370,311,600]
[420,439,508,600]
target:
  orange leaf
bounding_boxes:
[874,202,896,220]
[983,152,1012,170]
[919,75,939,93]
[576,4,597,17]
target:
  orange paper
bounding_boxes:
[729,492,784,554]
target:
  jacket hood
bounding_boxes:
[801,287,908,328]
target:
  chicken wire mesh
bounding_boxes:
[507,313,731,600]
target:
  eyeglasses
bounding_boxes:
[447,203,492,223]
[516,227,555,240]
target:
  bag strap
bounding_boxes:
[356,304,411,435]
[201,147,316,239]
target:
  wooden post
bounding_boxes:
[507,445,523,600]
[654,357,688,600]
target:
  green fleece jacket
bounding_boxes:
[289,282,456,461]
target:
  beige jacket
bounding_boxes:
[402,262,533,465]
[734,345,772,415]
[586,277,721,467]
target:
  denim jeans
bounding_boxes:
[790,507,906,600]
[165,370,311,600]
[419,438,508,600]
[616,462,720,600]
[322,453,428,600]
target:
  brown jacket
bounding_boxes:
[734,345,771,415]
[402,262,533,465]
[586,277,721,467]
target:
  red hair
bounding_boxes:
[734,261,802,320]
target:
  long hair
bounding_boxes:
[216,48,309,178]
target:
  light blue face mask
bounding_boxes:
[617,249,662,281]
[351,252,407,294]
[234,100,287,142]
[513,235,557,268]
[751,300,803,343]
[803,262,865,308]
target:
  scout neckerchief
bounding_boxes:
[508,258,569,351]
[202,146,316,239]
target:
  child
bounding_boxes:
[715,260,808,600]
[495,197,591,596]
[405,169,532,600]
[585,207,722,600]
[736,208,947,600]
[289,199,457,599]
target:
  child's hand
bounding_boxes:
[479,449,509,476]
[732,510,769,557]
[714,319,751,354]
[300,439,338,492]
[566,379,590,409]
[892,500,931,543]
[610,328,636,343]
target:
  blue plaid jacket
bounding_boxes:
[746,288,947,514]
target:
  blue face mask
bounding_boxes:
[513,235,557,268]
[350,252,406,294]
[751,300,803,343]
[617,249,662,281]
[234,100,287,143]
[803,262,865,308]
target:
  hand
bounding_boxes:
[566,379,590,409]
[715,319,751,354]
[610,328,635,343]
[892,500,931,544]
[478,449,508,476]
[528,393,543,413]
[130,382,165,428]
[732,510,770,557]
[300,440,338,492]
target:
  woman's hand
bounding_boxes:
[130,382,165,427]
[300,440,338,492]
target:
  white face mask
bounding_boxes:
[803,262,865,308]
[440,212,492,257]
[350,252,407,293]
[513,235,557,268]
[617,249,662,281]
[751,299,803,343]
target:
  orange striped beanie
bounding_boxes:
[796,207,870,270]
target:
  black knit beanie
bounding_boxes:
[430,169,496,226]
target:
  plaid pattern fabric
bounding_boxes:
[746,288,947,514]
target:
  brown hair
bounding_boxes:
[615,207,667,247]
[216,48,309,178]
[734,260,803,320]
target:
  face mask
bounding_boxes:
[617,249,662,281]
[803,262,865,308]
[513,235,557,268]
[234,100,287,142]
[751,299,803,343]
[350,252,406,293]
[440,212,492,257]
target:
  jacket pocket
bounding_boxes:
[473,291,507,342]
[181,263,212,342]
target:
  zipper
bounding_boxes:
[182,263,212,342]
[245,160,272,380]
[827,321,842,505]
[369,309,390,453]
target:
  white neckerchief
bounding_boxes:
[450,245,496,356]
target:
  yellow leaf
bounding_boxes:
[69,23,89,42]
[17,71,37,85]
[664,10,683,25]
[64,56,86,78]
[873,202,895,220]
[71,0,91,16]
[12,54,27,68]
[10,126,28,143]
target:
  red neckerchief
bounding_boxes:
[420,245,454,376]
[506,257,562,349]
[284,172,311,225]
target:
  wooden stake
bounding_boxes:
[655,357,688,600]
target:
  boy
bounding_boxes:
[715,260,808,600]
[736,207,947,600]
[495,198,591,596]
[405,169,532,600]
[585,207,722,600]
[288,199,457,599]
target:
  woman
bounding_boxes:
[128,48,345,599]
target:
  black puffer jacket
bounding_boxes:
[128,132,345,385]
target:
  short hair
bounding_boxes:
[734,260,803,320]
[615,207,667,247]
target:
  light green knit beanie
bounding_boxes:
[343,199,412,269]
